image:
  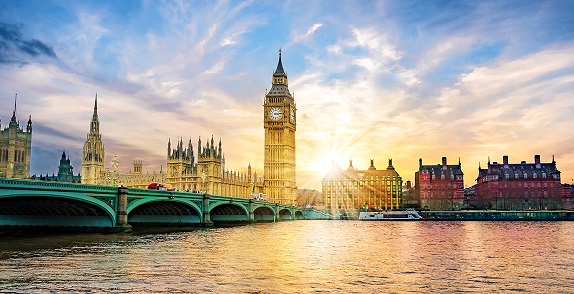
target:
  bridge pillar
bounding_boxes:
[202,193,214,227]
[114,186,132,232]
[248,199,255,223]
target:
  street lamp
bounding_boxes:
[112,154,119,186]
[201,170,207,194]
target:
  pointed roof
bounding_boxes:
[10,93,17,123]
[273,49,286,76]
[93,93,98,117]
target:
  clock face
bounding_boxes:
[290,108,295,123]
[269,107,283,120]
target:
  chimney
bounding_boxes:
[347,160,354,171]
[387,158,395,170]
[534,154,541,165]
[368,159,376,170]
[406,180,412,190]
[419,158,423,169]
[442,157,447,166]
[503,155,508,165]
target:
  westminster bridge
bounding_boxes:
[0,178,332,232]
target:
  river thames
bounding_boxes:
[1,220,573,293]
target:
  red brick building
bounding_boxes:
[417,157,464,210]
[474,155,562,210]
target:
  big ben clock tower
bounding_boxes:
[264,50,297,205]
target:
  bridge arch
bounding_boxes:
[253,206,275,222]
[209,203,249,223]
[0,193,115,227]
[127,199,202,224]
[294,210,304,219]
[278,208,293,220]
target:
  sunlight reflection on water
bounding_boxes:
[1,221,574,293]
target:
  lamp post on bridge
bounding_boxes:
[201,170,207,194]
[112,154,118,186]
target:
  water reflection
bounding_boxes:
[1,221,574,293]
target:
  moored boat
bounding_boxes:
[359,209,424,220]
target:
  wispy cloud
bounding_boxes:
[0,22,57,65]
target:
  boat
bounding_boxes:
[358,209,425,220]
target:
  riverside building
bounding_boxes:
[417,157,464,210]
[474,155,562,210]
[0,95,32,179]
[322,159,403,214]
[165,136,263,197]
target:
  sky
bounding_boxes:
[1,0,574,191]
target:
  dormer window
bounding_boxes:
[515,172,519,179]
[542,172,546,178]
[505,172,509,179]
[523,172,528,179]
[533,173,537,178]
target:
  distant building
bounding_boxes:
[322,159,403,213]
[474,155,562,210]
[32,151,81,182]
[115,160,165,189]
[297,189,322,208]
[417,157,464,210]
[0,95,32,179]
[401,180,420,208]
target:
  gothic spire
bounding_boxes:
[93,93,98,117]
[273,48,286,76]
[89,94,100,134]
[10,93,17,123]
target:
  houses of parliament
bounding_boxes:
[2,53,298,205]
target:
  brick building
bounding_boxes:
[474,155,562,210]
[417,157,464,210]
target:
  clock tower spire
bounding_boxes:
[263,50,297,205]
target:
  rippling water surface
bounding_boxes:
[1,221,574,293]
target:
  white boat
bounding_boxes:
[358,209,424,220]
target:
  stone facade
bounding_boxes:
[263,51,297,205]
[322,159,403,213]
[0,95,32,179]
[165,136,263,197]
[80,95,105,184]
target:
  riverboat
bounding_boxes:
[358,209,424,221]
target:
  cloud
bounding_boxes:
[0,22,57,65]
[292,23,323,43]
